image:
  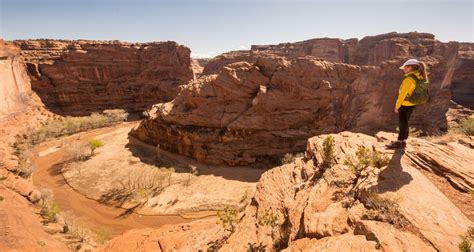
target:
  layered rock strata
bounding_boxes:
[14,39,195,115]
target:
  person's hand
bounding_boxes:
[394,108,399,113]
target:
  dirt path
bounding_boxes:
[31,123,198,236]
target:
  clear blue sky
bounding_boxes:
[1,0,473,58]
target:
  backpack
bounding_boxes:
[404,74,429,105]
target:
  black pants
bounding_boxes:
[398,105,416,141]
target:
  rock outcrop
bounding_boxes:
[132,53,454,166]
[14,39,195,115]
[100,131,473,251]
[0,40,32,121]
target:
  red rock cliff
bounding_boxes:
[0,40,32,121]
[14,39,195,115]
[132,50,455,166]
[202,32,458,74]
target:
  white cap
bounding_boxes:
[399,59,420,69]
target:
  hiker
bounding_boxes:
[386,59,429,149]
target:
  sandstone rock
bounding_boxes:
[0,185,69,251]
[14,39,195,115]
[43,223,64,235]
[354,220,435,252]
[220,132,471,251]
[202,32,460,75]
[132,53,454,166]
[0,40,32,120]
[102,131,472,251]
[97,219,224,252]
[284,234,378,251]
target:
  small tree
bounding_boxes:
[322,136,336,168]
[88,139,104,156]
[217,206,240,233]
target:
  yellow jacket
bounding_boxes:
[395,70,424,110]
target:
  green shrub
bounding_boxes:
[41,202,60,222]
[370,150,390,168]
[458,117,474,136]
[322,136,335,168]
[344,146,389,176]
[257,209,278,228]
[459,226,474,252]
[88,139,104,156]
[216,206,240,233]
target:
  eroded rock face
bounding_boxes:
[14,39,195,115]
[451,43,474,109]
[101,131,473,251]
[132,53,454,166]
[0,40,32,120]
[202,32,459,75]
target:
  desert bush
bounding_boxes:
[322,136,335,168]
[257,209,278,228]
[344,146,389,176]
[64,142,90,162]
[459,226,474,252]
[40,202,60,222]
[362,191,408,228]
[370,149,390,168]
[257,209,285,250]
[88,139,104,156]
[117,168,173,203]
[11,110,126,177]
[103,109,128,122]
[458,117,474,136]
[0,195,4,202]
[280,152,304,165]
[217,206,240,233]
[67,220,89,243]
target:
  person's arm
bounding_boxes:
[394,77,416,111]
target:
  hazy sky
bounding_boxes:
[1,0,473,58]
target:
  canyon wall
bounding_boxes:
[202,32,457,75]
[451,43,474,109]
[132,50,455,166]
[15,40,195,115]
[0,40,32,121]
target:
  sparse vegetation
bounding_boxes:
[0,195,4,202]
[321,136,335,168]
[257,209,285,250]
[458,117,474,136]
[40,202,60,223]
[88,139,104,156]
[361,191,408,228]
[217,206,240,233]
[344,146,389,176]
[114,168,175,205]
[66,219,90,243]
[257,208,278,228]
[10,110,128,178]
[459,226,474,252]
[280,152,304,164]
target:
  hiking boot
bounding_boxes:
[386,141,406,149]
